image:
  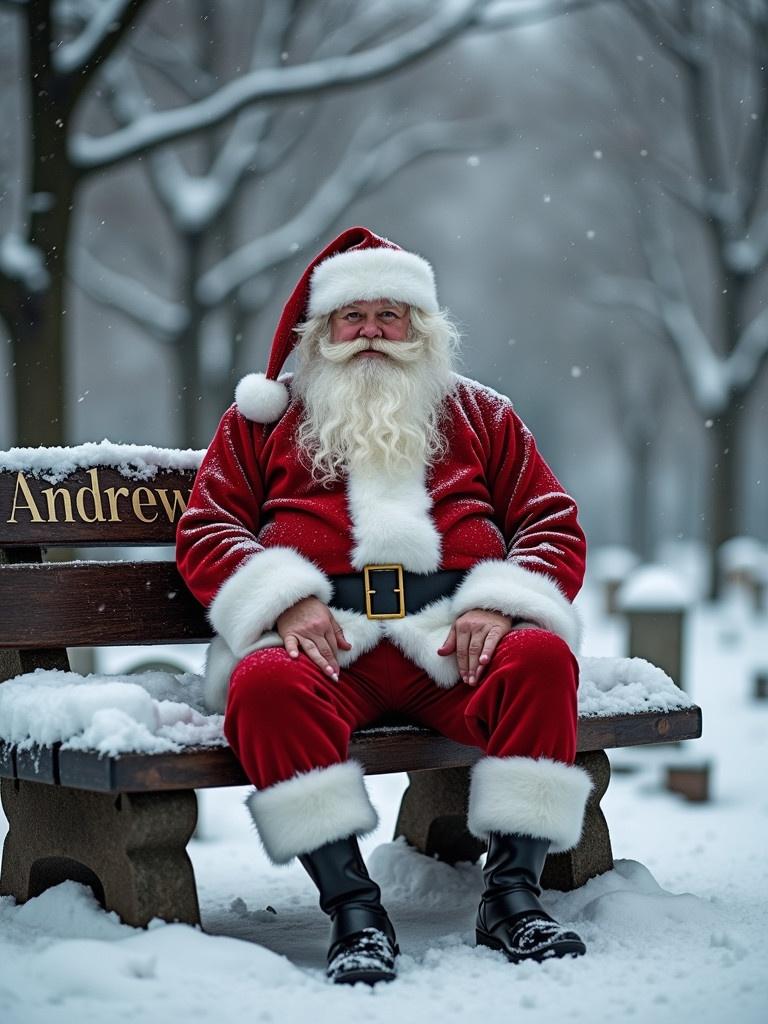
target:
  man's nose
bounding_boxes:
[358,318,382,338]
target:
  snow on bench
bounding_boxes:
[0,657,695,758]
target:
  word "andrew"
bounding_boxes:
[7,469,190,524]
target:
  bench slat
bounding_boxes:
[15,743,58,784]
[0,562,211,647]
[575,708,700,748]
[0,741,15,779]
[0,708,702,793]
[0,468,194,546]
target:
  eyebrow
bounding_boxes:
[338,302,407,313]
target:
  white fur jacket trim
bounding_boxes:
[451,559,581,651]
[207,546,332,658]
[347,464,442,573]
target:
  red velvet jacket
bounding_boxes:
[176,375,586,703]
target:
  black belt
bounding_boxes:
[330,565,464,620]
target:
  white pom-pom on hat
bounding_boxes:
[235,373,290,423]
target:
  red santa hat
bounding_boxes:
[235,226,439,423]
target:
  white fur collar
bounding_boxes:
[346,463,441,573]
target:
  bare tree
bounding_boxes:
[588,1,768,580]
[0,0,596,445]
[74,2,508,444]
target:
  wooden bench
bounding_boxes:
[0,454,703,928]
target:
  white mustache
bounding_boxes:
[318,336,424,364]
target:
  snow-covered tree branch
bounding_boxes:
[588,0,768,574]
[68,0,604,173]
[54,0,143,75]
[72,247,188,342]
[197,115,507,307]
[478,0,605,29]
[69,0,484,171]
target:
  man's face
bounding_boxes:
[329,299,410,359]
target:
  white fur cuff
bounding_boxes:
[245,760,378,865]
[452,559,582,652]
[208,546,333,657]
[467,755,593,853]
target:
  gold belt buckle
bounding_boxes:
[363,564,405,620]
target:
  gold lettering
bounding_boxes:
[156,488,188,523]
[75,467,105,523]
[8,472,44,523]
[105,485,129,520]
[42,486,75,523]
[132,486,158,523]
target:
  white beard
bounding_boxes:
[292,324,455,484]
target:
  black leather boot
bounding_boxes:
[476,832,586,963]
[299,835,399,985]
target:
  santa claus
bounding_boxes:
[176,226,591,985]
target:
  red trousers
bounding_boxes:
[224,628,579,792]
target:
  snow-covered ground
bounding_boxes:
[1,589,767,1023]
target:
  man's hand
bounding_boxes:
[438,609,514,687]
[276,596,352,682]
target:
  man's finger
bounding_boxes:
[475,627,503,683]
[323,629,344,673]
[297,636,339,681]
[438,625,457,656]
[466,628,489,685]
[455,623,471,682]
[284,633,300,659]
[329,615,352,651]
[313,634,340,679]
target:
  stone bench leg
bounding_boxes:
[0,778,200,927]
[394,765,486,865]
[393,750,614,890]
[541,750,613,890]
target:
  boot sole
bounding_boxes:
[476,928,586,963]
[332,967,397,986]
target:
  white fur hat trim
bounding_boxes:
[308,247,438,317]
[235,372,290,423]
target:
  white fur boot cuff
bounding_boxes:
[467,755,593,853]
[245,760,378,865]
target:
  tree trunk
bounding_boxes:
[7,5,79,445]
[705,250,750,597]
[707,402,742,598]
[175,233,208,448]
[628,435,653,562]
[10,231,72,446]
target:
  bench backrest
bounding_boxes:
[0,463,209,654]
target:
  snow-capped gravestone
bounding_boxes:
[617,565,695,691]
[589,546,641,616]
[717,536,768,613]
